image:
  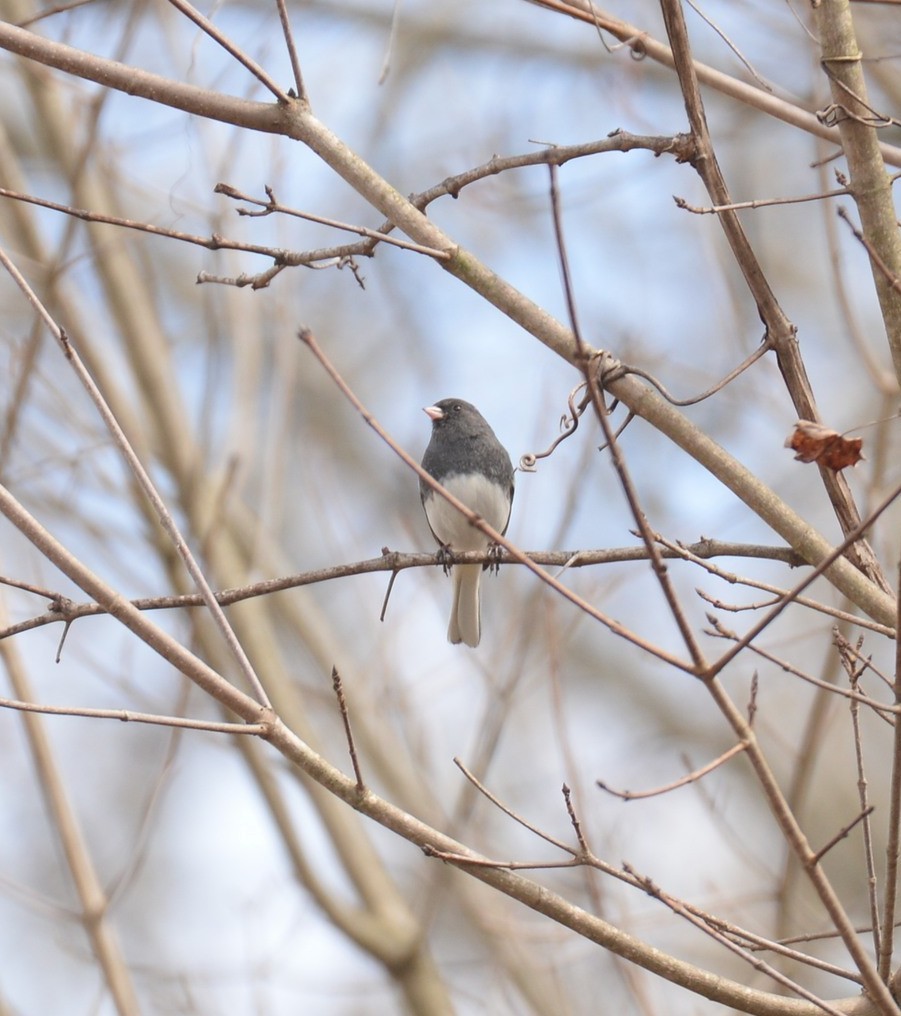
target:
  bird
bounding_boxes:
[420,398,515,647]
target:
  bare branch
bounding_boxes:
[0,695,269,734]
[597,742,748,800]
[332,668,365,791]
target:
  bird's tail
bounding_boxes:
[449,564,481,647]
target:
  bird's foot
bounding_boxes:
[486,542,504,575]
[435,543,454,576]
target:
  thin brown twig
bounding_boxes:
[422,845,582,871]
[0,186,429,267]
[0,695,268,733]
[655,533,894,639]
[615,344,771,406]
[725,925,861,984]
[675,186,850,214]
[706,616,897,720]
[454,758,574,855]
[846,652,881,959]
[561,784,589,855]
[838,206,901,297]
[811,807,876,865]
[378,568,400,622]
[519,382,588,471]
[835,629,895,693]
[779,924,893,946]
[215,183,450,258]
[623,864,849,1016]
[682,0,773,91]
[332,667,364,791]
[701,589,792,611]
[879,561,901,978]
[818,66,900,131]
[596,741,748,800]
[274,0,306,102]
[408,131,692,206]
[15,0,97,27]
[0,575,67,600]
[164,0,289,101]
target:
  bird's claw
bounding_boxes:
[435,544,454,576]
[486,542,504,575]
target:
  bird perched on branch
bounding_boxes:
[420,399,514,647]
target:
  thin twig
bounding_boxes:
[561,784,589,855]
[454,758,574,855]
[706,617,897,720]
[519,382,587,470]
[274,0,307,102]
[378,568,400,622]
[597,742,748,800]
[655,533,894,639]
[0,695,268,733]
[675,186,849,214]
[332,667,364,791]
[15,0,96,27]
[839,206,901,297]
[835,629,895,693]
[811,807,876,865]
[216,183,450,258]
[727,924,860,984]
[747,673,759,725]
[422,845,582,871]
[846,656,881,961]
[682,0,773,91]
[0,185,437,267]
[879,561,901,978]
[164,0,289,101]
[615,344,772,407]
[624,864,850,1016]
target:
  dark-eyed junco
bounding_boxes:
[420,399,515,647]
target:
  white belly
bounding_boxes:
[425,472,510,550]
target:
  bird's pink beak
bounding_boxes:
[423,405,444,422]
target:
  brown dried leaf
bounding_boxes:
[784,420,864,472]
